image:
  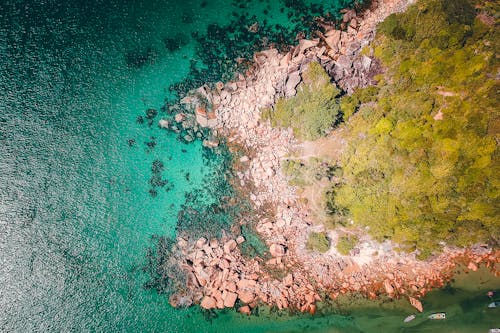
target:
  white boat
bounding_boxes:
[428,313,446,320]
[488,301,500,308]
[489,329,500,333]
[403,314,416,323]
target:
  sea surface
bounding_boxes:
[0,0,498,332]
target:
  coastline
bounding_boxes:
[166,0,499,314]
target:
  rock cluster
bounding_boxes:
[167,0,500,315]
[170,235,321,313]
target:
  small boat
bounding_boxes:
[428,313,446,320]
[488,301,500,308]
[404,314,416,323]
[489,329,500,333]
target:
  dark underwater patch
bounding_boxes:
[125,47,158,68]
[163,33,190,52]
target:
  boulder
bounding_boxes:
[174,113,186,123]
[383,279,394,294]
[298,39,319,55]
[325,30,341,50]
[222,291,238,307]
[200,296,216,310]
[342,9,356,23]
[236,235,246,244]
[284,71,301,97]
[237,279,257,290]
[269,244,286,257]
[224,239,237,254]
[239,305,251,315]
[237,290,255,304]
[158,119,169,128]
[336,55,352,70]
[409,297,423,312]
[196,237,207,248]
[283,273,293,287]
[467,262,478,271]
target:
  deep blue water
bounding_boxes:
[0,0,498,332]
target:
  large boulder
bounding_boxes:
[200,296,216,309]
[237,290,255,304]
[284,71,301,97]
[222,291,238,307]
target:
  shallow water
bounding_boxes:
[0,0,498,332]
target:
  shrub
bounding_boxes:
[306,232,330,253]
[336,235,358,255]
[263,62,341,140]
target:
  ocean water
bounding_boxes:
[0,0,498,332]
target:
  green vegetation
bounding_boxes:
[262,62,341,140]
[336,235,358,255]
[306,231,330,253]
[327,0,499,258]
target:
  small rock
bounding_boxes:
[236,235,245,244]
[239,305,251,315]
[158,119,169,128]
[175,113,186,122]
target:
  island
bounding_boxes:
[153,0,499,315]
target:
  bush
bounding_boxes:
[306,232,330,253]
[336,235,358,255]
[263,62,341,140]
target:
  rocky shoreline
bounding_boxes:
[165,0,499,314]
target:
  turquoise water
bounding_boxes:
[0,0,498,332]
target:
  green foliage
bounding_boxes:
[329,0,500,258]
[336,235,358,255]
[306,232,330,253]
[339,86,380,120]
[281,157,336,187]
[263,62,341,140]
[281,159,309,186]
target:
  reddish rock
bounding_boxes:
[209,238,219,248]
[384,279,394,294]
[196,237,207,248]
[200,296,216,310]
[283,273,293,287]
[222,290,238,307]
[236,235,246,244]
[237,279,257,290]
[409,297,423,312]
[239,305,251,315]
[238,290,255,303]
[174,113,186,123]
[467,262,478,271]
[224,239,237,254]
[269,244,286,257]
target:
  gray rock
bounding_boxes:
[284,71,301,97]
[336,55,352,70]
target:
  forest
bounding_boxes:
[329,0,499,257]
